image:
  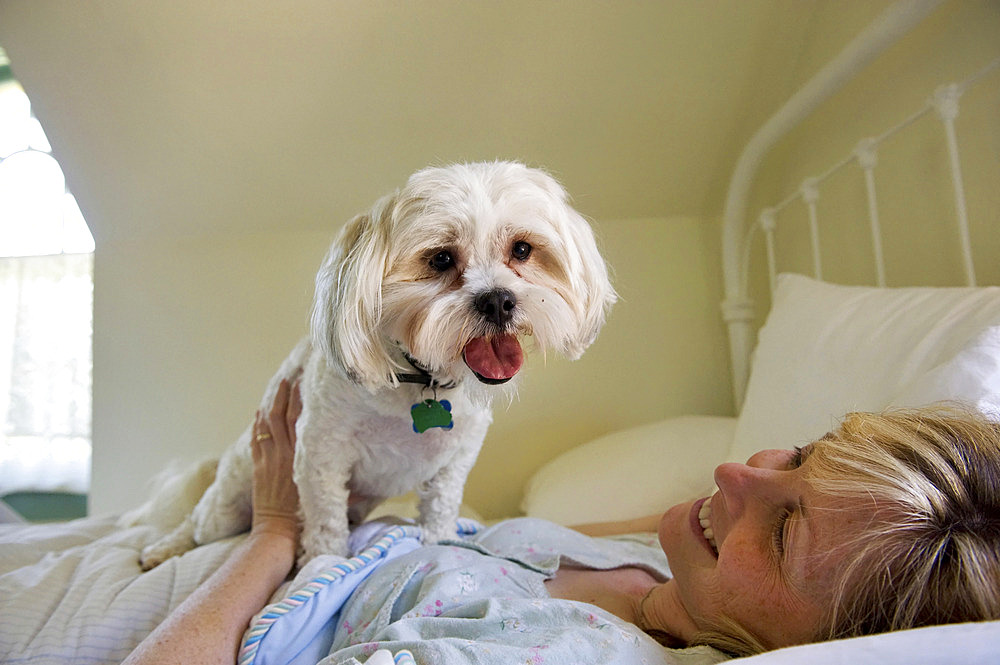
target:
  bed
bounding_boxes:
[3,1,999,663]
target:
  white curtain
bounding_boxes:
[0,253,92,494]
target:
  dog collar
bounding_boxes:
[395,352,455,390]
[395,370,434,386]
[395,352,434,386]
[397,353,455,433]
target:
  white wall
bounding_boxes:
[92,229,329,515]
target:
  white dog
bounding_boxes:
[136,161,615,569]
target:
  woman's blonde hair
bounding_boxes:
[691,404,1000,657]
[807,405,1000,640]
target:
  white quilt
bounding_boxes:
[0,516,242,664]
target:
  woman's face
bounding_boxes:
[658,445,869,649]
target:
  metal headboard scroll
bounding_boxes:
[742,57,999,298]
[721,0,948,410]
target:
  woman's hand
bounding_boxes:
[250,378,302,544]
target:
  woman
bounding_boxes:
[124,382,1000,664]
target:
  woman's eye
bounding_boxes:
[429,250,454,272]
[773,508,792,556]
[789,446,805,469]
[511,241,532,261]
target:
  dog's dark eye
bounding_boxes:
[511,241,532,261]
[429,250,454,272]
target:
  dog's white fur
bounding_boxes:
[135,161,615,569]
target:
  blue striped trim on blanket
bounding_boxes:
[238,519,480,665]
[394,649,416,665]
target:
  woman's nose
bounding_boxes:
[713,461,790,517]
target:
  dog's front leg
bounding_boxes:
[294,425,357,564]
[417,440,484,545]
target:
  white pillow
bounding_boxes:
[734,620,1000,665]
[889,325,1000,418]
[521,415,736,525]
[730,274,1000,463]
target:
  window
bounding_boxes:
[0,46,95,498]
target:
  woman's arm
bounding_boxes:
[569,513,662,537]
[122,531,295,665]
[123,378,303,665]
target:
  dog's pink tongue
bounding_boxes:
[463,335,523,380]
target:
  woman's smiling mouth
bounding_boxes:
[699,497,719,553]
[692,496,719,556]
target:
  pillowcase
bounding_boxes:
[734,620,1000,665]
[521,415,736,525]
[889,325,1000,419]
[730,274,1000,463]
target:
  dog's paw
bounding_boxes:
[419,528,452,546]
[300,526,350,566]
[139,537,191,571]
[419,517,461,546]
[139,547,168,571]
[294,552,351,579]
[139,519,196,571]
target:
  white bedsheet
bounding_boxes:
[0,516,241,665]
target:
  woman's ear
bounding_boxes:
[310,194,399,391]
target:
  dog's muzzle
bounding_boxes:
[460,289,524,384]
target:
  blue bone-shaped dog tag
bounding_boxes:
[411,399,454,433]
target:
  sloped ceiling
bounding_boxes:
[0,0,825,242]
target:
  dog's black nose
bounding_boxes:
[475,288,517,327]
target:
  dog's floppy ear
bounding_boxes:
[522,165,616,359]
[311,194,399,392]
[560,207,617,360]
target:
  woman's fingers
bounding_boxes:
[286,380,303,447]
[252,376,301,463]
[250,409,269,462]
[269,380,290,436]
[264,378,301,450]
[250,378,302,541]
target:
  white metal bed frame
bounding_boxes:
[720,0,998,409]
